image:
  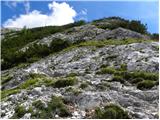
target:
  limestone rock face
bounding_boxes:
[95,27,150,40]
[1,19,159,119]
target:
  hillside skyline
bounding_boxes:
[1,1,159,33]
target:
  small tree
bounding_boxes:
[128,20,147,34]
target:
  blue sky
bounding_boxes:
[1,1,159,33]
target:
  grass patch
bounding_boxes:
[53,77,77,88]
[137,80,156,90]
[112,75,125,84]
[96,67,116,74]
[119,64,127,71]
[1,74,55,99]
[17,79,38,89]
[28,73,46,79]
[131,71,158,81]
[1,89,20,99]
[31,96,71,118]
[66,87,82,96]
[48,96,71,117]
[130,77,144,84]
[96,65,158,90]
[100,64,109,68]
[2,37,154,71]
[96,82,110,91]
[32,100,45,110]
[11,105,26,118]
[80,82,88,89]
[94,104,130,119]
[1,75,13,85]
[66,73,78,77]
[78,39,153,48]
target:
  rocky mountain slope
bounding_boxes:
[1,17,159,119]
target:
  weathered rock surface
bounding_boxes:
[95,27,149,40]
[1,41,159,119]
[0,19,158,119]
[20,25,149,52]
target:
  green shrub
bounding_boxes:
[48,96,71,117]
[106,55,117,60]
[29,73,46,79]
[94,104,129,119]
[65,87,82,96]
[53,77,77,88]
[130,71,158,81]
[80,82,88,89]
[100,64,109,68]
[66,73,78,77]
[130,77,144,84]
[112,75,125,84]
[128,20,147,34]
[72,89,82,96]
[151,33,159,40]
[31,96,71,118]
[120,64,127,71]
[1,75,13,85]
[12,105,26,118]
[137,80,156,90]
[114,71,125,76]
[96,82,110,91]
[18,78,38,89]
[93,17,147,34]
[50,39,71,52]
[1,89,20,99]
[28,106,34,113]
[97,67,116,74]
[65,86,74,92]
[121,71,158,81]
[32,100,45,110]
[1,20,86,70]
[122,72,133,80]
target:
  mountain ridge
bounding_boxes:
[1,17,159,119]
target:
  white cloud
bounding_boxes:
[24,1,30,14]
[3,1,77,28]
[80,9,87,15]
[5,1,18,8]
[76,8,88,21]
[4,0,30,13]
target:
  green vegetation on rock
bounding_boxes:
[93,17,147,34]
[1,89,20,99]
[53,77,78,88]
[66,73,78,77]
[94,104,130,119]
[112,75,125,84]
[96,67,116,74]
[80,82,88,89]
[96,82,110,91]
[12,105,26,118]
[1,21,86,70]
[2,38,153,71]
[32,100,45,110]
[1,74,54,99]
[31,96,71,119]
[1,75,13,85]
[97,65,158,90]
[137,80,156,90]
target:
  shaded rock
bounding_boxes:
[95,27,150,40]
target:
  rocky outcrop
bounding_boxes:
[19,25,149,52]
[95,27,150,40]
[3,42,159,89]
[1,19,158,119]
